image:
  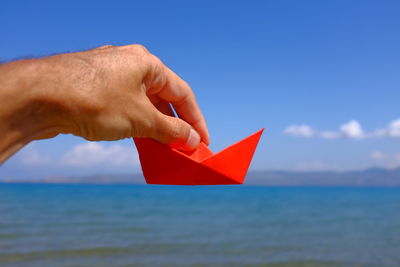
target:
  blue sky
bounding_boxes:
[1,0,400,178]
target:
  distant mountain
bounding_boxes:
[246,167,400,186]
[1,167,400,186]
[0,174,145,185]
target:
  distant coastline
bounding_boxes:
[1,167,400,186]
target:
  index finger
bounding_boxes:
[145,58,210,145]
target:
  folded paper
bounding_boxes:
[134,129,264,185]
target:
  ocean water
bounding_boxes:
[0,184,400,267]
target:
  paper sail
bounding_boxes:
[133,129,264,185]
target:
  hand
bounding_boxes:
[0,44,209,163]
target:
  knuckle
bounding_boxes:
[133,113,155,138]
[128,44,149,54]
[169,119,185,140]
[149,54,161,65]
[150,55,164,75]
[143,55,166,92]
[143,53,162,70]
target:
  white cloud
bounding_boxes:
[284,118,400,140]
[370,151,400,169]
[19,144,51,165]
[370,151,387,161]
[61,142,137,167]
[371,129,387,138]
[387,119,400,137]
[370,119,400,138]
[283,124,314,138]
[340,120,364,139]
[320,131,340,139]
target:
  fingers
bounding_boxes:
[151,111,201,151]
[147,90,199,150]
[145,57,210,145]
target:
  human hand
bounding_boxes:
[0,44,209,162]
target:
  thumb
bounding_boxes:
[152,112,201,151]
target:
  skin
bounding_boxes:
[0,44,210,164]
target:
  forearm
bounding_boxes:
[0,59,61,163]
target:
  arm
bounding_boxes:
[0,44,210,164]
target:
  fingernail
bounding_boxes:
[185,128,200,150]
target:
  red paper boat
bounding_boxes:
[133,129,263,185]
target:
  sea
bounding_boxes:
[0,184,399,267]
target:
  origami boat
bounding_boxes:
[134,129,263,185]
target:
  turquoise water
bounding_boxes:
[0,184,400,267]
